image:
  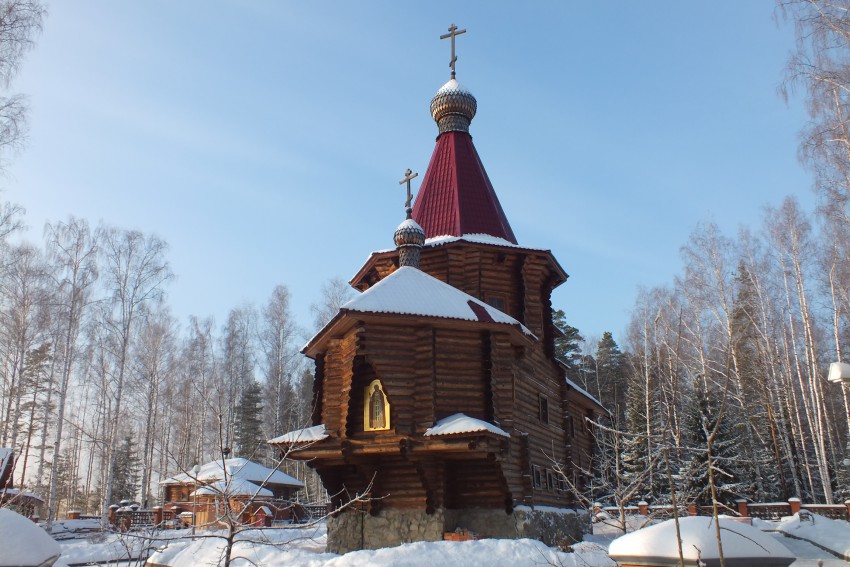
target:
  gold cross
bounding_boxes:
[399,168,418,214]
[440,23,466,79]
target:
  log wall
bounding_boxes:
[353,242,559,340]
[305,241,595,512]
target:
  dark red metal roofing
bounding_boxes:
[412,131,517,244]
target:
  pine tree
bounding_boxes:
[682,383,744,507]
[729,262,784,501]
[552,309,583,366]
[111,435,140,503]
[620,353,653,501]
[52,452,82,515]
[595,332,626,423]
[234,379,264,459]
[17,342,53,486]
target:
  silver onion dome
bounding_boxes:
[394,218,425,269]
[430,79,477,135]
[394,218,425,248]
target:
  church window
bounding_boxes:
[363,379,391,431]
[485,293,507,312]
[547,470,556,492]
[532,465,542,489]
[538,394,549,424]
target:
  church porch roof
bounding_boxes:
[423,413,509,438]
[267,424,328,446]
[304,266,534,357]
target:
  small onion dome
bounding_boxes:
[394,218,425,248]
[395,217,425,269]
[430,78,477,135]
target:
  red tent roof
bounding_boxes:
[412,131,517,244]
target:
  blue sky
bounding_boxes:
[7,1,814,346]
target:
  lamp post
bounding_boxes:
[828,362,850,384]
[191,464,201,535]
[828,363,850,468]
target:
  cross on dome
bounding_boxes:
[399,168,418,217]
[440,23,466,79]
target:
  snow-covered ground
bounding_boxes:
[51,523,614,567]
[36,511,850,567]
[145,525,615,567]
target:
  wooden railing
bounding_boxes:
[113,508,175,529]
[596,498,850,522]
[747,503,792,520]
[302,504,330,519]
[108,500,332,530]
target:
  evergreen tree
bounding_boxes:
[552,309,583,365]
[595,332,626,423]
[52,452,82,515]
[730,261,783,501]
[620,353,653,501]
[682,383,744,507]
[112,435,140,503]
[17,342,53,486]
[234,379,264,459]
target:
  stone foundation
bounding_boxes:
[327,508,446,553]
[512,506,590,548]
[326,506,589,554]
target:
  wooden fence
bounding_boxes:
[102,500,330,531]
[111,507,175,529]
[597,498,850,522]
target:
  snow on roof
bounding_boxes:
[268,424,329,445]
[368,234,550,255]
[190,478,273,498]
[426,233,537,249]
[759,511,850,560]
[436,77,472,95]
[340,266,533,335]
[161,457,304,488]
[0,488,44,503]
[608,516,795,566]
[0,508,60,567]
[424,413,509,438]
[564,376,607,413]
[396,218,424,231]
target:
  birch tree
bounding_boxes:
[98,226,172,516]
[0,243,49,452]
[0,0,45,160]
[260,285,298,461]
[44,217,98,520]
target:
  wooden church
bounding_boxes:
[269,25,606,551]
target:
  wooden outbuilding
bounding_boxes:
[269,39,606,550]
[159,458,304,527]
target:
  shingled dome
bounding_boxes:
[394,218,425,248]
[430,78,477,134]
